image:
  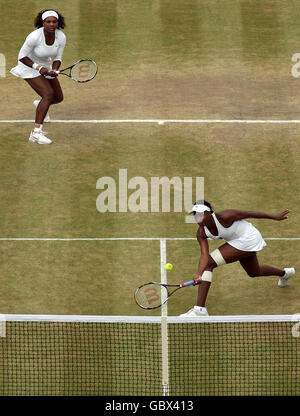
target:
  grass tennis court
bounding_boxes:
[0,0,299,316]
[0,123,299,316]
[0,1,299,397]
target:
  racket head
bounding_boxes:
[134,282,168,310]
[70,59,98,83]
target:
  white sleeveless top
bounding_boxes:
[204,213,267,252]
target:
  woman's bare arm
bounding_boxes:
[219,209,290,224]
[194,227,210,278]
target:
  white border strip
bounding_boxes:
[3,314,296,323]
[0,237,299,241]
[2,119,300,124]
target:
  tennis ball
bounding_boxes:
[165,263,173,271]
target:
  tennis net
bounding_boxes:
[0,314,299,396]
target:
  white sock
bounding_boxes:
[194,306,206,311]
[34,124,43,133]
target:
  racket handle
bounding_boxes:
[181,280,194,287]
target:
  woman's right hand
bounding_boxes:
[193,274,202,285]
[39,67,48,76]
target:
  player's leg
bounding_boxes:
[25,76,55,124]
[190,243,254,314]
[33,77,64,123]
[218,243,294,285]
[217,242,256,265]
[218,243,294,286]
[180,243,244,317]
[239,253,295,287]
[180,279,212,317]
[239,253,284,277]
[194,243,251,309]
[29,78,64,144]
[46,77,64,104]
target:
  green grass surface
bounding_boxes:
[0,0,299,397]
[0,123,298,316]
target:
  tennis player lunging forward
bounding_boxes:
[10,9,66,144]
[180,200,295,317]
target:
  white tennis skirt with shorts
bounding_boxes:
[10,62,54,79]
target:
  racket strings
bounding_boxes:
[135,284,167,309]
[71,60,97,82]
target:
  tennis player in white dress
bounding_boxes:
[10,9,66,144]
[180,200,295,317]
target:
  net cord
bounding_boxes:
[2,314,296,323]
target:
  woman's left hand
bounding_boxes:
[47,70,58,77]
[273,209,290,221]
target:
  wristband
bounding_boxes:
[32,63,40,70]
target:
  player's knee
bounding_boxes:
[43,90,55,101]
[247,271,259,278]
[207,255,217,270]
[209,249,226,268]
[53,94,63,104]
[201,270,212,283]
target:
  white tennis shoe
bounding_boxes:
[33,100,50,122]
[29,130,52,145]
[179,306,209,317]
[278,268,295,288]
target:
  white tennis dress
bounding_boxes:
[204,213,267,252]
[10,27,66,79]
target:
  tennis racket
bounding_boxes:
[55,59,98,83]
[134,280,194,310]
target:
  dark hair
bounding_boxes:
[192,199,214,214]
[34,9,65,29]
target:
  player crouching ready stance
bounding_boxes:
[10,9,66,144]
[180,200,295,317]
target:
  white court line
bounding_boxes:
[0,237,299,241]
[160,239,168,316]
[1,119,300,124]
